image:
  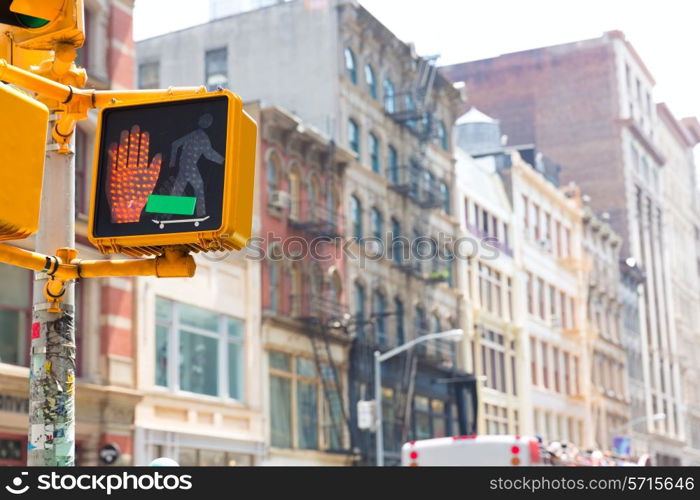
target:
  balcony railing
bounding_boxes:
[387,164,445,209]
[289,202,344,239]
[466,223,513,257]
[290,293,347,325]
[392,255,452,285]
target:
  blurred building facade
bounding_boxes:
[655,105,700,465]
[248,101,355,465]
[581,204,629,451]
[454,110,520,437]
[443,30,700,464]
[137,0,477,466]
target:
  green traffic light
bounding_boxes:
[15,13,49,28]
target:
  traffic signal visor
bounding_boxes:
[88,90,257,256]
[0,0,84,50]
[0,82,49,240]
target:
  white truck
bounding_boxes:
[401,435,543,466]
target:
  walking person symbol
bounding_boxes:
[168,113,224,217]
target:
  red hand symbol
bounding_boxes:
[106,125,162,223]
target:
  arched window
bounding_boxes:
[387,145,398,184]
[365,64,377,99]
[383,78,395,113]
[348,119,360,156]
[289,167,301,220]
[391,217,402,265]
[371,207,383,242]
[327,183,338,229]
[394,297,405,345]
[373,290,386,344]
[308,175,321,221]
[344,47,357,84]
[369,132,380,173]
[266,152,281,196]
[350,195,363,240]
[440,181,450,214]
[437,121,449,151]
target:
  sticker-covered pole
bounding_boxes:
[27,113,77,466]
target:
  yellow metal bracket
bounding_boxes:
[0,243,196,311]
[0,56,206,152]
[0,52,204,280]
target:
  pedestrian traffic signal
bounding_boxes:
[0,0,84,50]
[0,82,49,240]
[88,90,257,256]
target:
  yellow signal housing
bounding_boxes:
[0,82,49,240]
[3,0,84,50]
[88,90,257,257]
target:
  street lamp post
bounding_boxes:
[374,329,464,466]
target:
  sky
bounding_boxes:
[133,0,700,124]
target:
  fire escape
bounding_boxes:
[283,142,352,453]
[387,54,444,205]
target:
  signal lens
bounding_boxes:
[16,13,50,28]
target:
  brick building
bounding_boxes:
[249,101,356,465]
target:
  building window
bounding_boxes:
[553,347,560,393]
[437,121,448,151]
[266,152,281,198]
[440,181,450,214]
[383,78,395,113]
[370,207,383,242]
[394,297,404,345]
[269,351,344,451]
[479,328,513,394]
[0,263,32,367]
[138,61,159,89]
[484,403,509,435]
[413,396,448,440]
[369,132,380,173]
[405,93,416,129]
[415,306,427,336]
[348,119,360,156]
[155,298,244,400]
[269,261,279,312]
[289,168,300,219]
[365,63,376,99]
[387,145,398,184]
[344,47,356,84]
[391,217,402,265]
[205,48,228,90]
[541,341,549,389]
[373,290,386,344]
[478,263,503,317]
[354,281,366,336]
[530,337,538,386]
[350,195,362,240]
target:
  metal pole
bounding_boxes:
[374,350,383,467]
[27,117,76,466]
